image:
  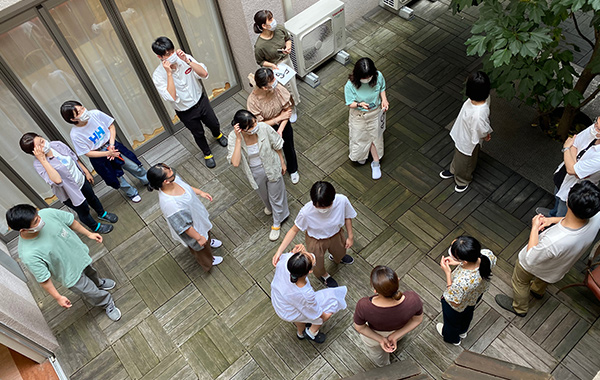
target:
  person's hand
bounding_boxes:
[56,295,72,309]
[197,235,207,247]
[283,46,292,54]
[88,233,102,243]
[233,123,242,139]
[532,214,545,232]
[445,255,461,266]
[85,171,94,185]
[380,337,396,353]
[107,146,120,161]
[280,161,287,175]
[381,99,389,112]
[272,251,283,267]
[440,256,452,274]
[279,108,292,121]
[564,136,575,149]
[162,59,172,73]
[291,244,306,254]
[277,129,283,137]
[358,102,369,109]
[345,236,354,249]
[33,145,47,161]
[484,133,492,142]
[176,49,190,64]
[200,191,213,201]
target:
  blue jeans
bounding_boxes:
[118,155,148,198]
[549,186,568,217]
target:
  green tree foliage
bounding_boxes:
[452,0,600,138]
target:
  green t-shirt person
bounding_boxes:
[18,208,92,288]
[344,71,387,112]
[254,25,290,66]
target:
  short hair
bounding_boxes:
[287,252,312,283]
[370,266,402,300]
[146,163,169,192]
[310,181,336,208]
[465,71,490,102]
[567,180,600,219]
[254,67,274,88]
[152,36,175,56]
[60,100,82,124]
[231,109,257,130]
[253,10,273,34]
[348,57,378,89]
[19,132,41,155]
[6,204,37,231]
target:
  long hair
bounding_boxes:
[450,236,492,280]
[348,57,378,89]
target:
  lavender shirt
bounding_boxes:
[33,141,86,206]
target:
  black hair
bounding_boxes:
[371,266,403,300]
[450,236,492,281]
[253,10,273,33]
[254,67,274,88]
[567,180,600,219]
[465,71,491,102]
[231,109,257,131]
[6,204,38,231]
[287,252,312,283]
[310,181,336,208]
[19,132,41,155]
[60,100,82,125]
[152,36,175,56]
[349,57,378,89]
[146,163,170,192]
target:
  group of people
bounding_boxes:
[5,8,600,369]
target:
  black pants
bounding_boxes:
[441,297,474,344]
[272,123,298,174]
[63,180,105,231]
[175,95,221,156]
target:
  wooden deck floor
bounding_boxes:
[10,3,600,380]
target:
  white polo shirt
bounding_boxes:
[152,54,209,112]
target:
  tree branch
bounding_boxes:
[572,13,595,49]
[576,85,600,110]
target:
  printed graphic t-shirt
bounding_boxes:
[69,109,114,155]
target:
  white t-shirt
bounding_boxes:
[51,148,85,188]
[519,213,600,283]
[555,124,600,201]
[450,98,492,156]
[69,110,114,155]
[295,194,357,239]
[152,54,208,112]
[246,143,262,168]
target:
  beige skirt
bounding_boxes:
[348,107,384,162]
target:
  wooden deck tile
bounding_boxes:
[111,228,166,279]
[70,348,128,380]
[140,351,197,380]
[132,254,190,311]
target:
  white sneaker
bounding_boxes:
[371,161,381,180]
[212,256,223,265]
[106,301,122,321]
[459,332,468,339]
[290,172,300,184]
[264,207,272,215]
[290,108,298,123]
[269,227,281,241]
[210,239,222,248]
[129,194,142,203]
[436,323,460,346]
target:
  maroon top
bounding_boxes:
[353,291,423,331]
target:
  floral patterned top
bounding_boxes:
[443,249,496,312]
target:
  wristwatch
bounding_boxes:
[561,146,571,152]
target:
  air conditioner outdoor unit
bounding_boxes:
[285,0,346,78]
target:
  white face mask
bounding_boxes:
[42,140,51,154]
[268,19,277,30]
[360,77,372,84]
[27,218,45,233]
[591,126,600,139]
[166,53,179,64]
[246,123,260,135]
[78,109,90,122]
[317,207,330,214]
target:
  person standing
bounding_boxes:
[60,100,148,203]
[6,205,121,321]
[271,244,347,343]
[247,67,299,184]
[354,266,423,367]
[438,236,496,345]
[344,57,389,180]
[151,36,228,168]
[273,181,356,288]
[253,9,300,108]
[439,71,492,192]
[227,110,289,241]
[19,133,116,234]
[496,180,600,317]
[146,163,223,272]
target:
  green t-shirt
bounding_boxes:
[18,208,92,288]
[254,25,290,66]
[344,71,386,111]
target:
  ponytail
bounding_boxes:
[253,10,273,34]
[479,254,492,281]
[290,274,298,283]
[392,290,404,301]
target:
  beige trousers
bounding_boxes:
[305,229,347,278]
[512,260,549,314]
[450,145,480,187]
[360,330,395,367]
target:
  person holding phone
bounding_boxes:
[344,57,388,180]
[253,9,300,108]
[247,67,299,184]
[19,133,116,234]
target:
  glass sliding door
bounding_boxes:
[49,0,166,149]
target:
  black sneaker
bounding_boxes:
[495,294,527,317]
[328,254,354,265]
[530,290,544,299]
[217,134,228,147]
[320,276,338,288]
[98,212,118,223]
[204,156,216,168]
[305,328,327,343]
[94,223,113,234]
[439,170,454,179]
[455,184,469,193]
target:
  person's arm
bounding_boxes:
[380,90,389,111]
[177,50,209,78]
[273,224,300,266]
[563,136,579,176]
[184,226,207,246]
[354,323,395,352]
[69,219,102,243]
[277,149,287,175]
[34,146,62,185]
[161,60,177,100]
[387,314,424,345]
[230,125,243,167]
[191,186,213,201]
[263,108,292,126]
[40,278,72,308]
[77,160,94,185]
[344,218,354,249]
[440,256,453,289]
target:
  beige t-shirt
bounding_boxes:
[247,84,293,122]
